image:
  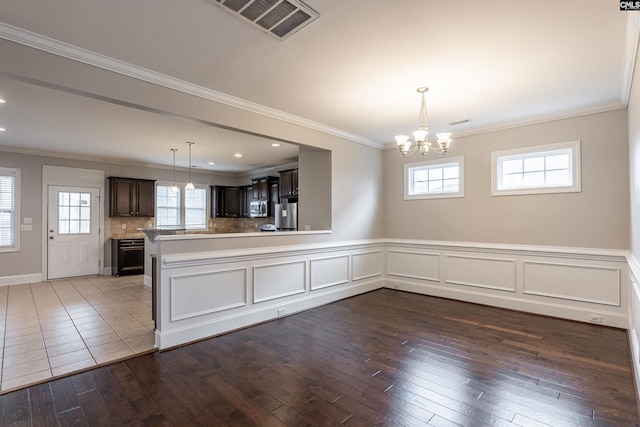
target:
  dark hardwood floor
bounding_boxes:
[2,289,639,426]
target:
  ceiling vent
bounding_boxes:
[213,0,319,40]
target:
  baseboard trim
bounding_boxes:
[384,280,628,329]
[0,273,42,287]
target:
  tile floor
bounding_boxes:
[0,274,155,393]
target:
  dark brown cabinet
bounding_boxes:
[109,177,155,217]
[279,169,298,199]
[112,238,144,276]
[224,187,240,218]
[211,185,252,218]
[251,178,270,201]
[239,185,252,218]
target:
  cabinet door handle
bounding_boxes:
[130,211,134,215]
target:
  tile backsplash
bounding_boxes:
[109,217,153,239]
[109,217,274,239]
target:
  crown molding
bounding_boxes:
[0,23,383,149]
[1,20,636,153]
[621,12,640,106]
[382,100,627,150]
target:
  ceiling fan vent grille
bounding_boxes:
[215,0,319,40]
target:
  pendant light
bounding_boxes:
[170,148,179,194]
[185,141,195,190]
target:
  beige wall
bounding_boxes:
[0,42,385,280]
[0,151,241,277]
[630,42,640,264]
[0,128,384,279]
[384,109,630,249]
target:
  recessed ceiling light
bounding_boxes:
[0,99,6,104]
[0,127,5,132]
[271,143,281,147]
[234,153,242,158]
[208,162,216,165]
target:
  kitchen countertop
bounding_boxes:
[138,227,187,242]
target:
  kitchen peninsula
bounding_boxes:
[143,227,383,351]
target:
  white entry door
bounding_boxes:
[47,185,101,279]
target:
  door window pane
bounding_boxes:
[58,191,92,235]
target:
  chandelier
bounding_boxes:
[395,87,453,157]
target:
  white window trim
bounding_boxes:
[491,140,581,197]
[404,156,464,200]
[0,167,20,253]
[156,182,209,230]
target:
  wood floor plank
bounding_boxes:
[1,388,29,427]
[0,289,637,426]
[28,383,57,427]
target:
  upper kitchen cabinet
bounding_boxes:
[251,177,273,201]
[279,169,298,199]
[211,185,252,218]
[109,177,156,217]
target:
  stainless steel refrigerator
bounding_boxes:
[275,203,298,230]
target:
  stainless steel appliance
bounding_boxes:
[250,200,268,217]
[275,203,298,230]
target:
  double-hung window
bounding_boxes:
[156,184,207,230]
[492,140,581,196]
[404,156,464,200]
[0,167,20,252]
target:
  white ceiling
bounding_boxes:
[0,0,636,173]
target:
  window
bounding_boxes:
[156,185,180,227]
[156,184,207,230]
[492,140,581,196]
[0,167,20,252]
[185,187,207,229]
[404,156,464,200]
[58,191,91,234]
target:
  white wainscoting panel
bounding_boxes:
[387,250,439,281]
[253,260,306,303]
[445,255,516,292]
[170,268,247,321]
[523,261,621,306]
[352,251,382,281]
[310,255,349,290]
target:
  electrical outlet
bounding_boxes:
[588,314,603,324]
[277,308,286,316]
[121,223,127,229]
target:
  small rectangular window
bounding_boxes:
[0,167,20,252]
[404,156,464,200]
[491,141,581,196]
